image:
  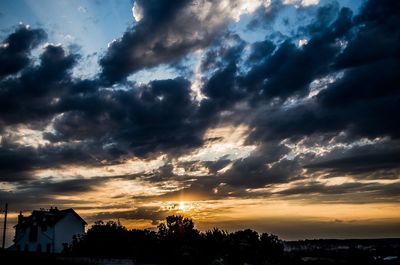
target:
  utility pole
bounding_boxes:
[2,203,8,249]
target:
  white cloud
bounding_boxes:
[298,38,308,47]
[283,0,320,7]
[132,2,143,22]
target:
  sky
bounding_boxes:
[0,0,400,246]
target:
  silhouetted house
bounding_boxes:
[13,207,86,253]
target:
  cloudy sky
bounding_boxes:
[1,0,399,245]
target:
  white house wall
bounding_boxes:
[15,225,54,252]
[54,212,85,253]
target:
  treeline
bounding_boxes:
[67,215,285,265]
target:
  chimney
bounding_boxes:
[18,211,23,225]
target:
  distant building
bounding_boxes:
[12,207,86,253]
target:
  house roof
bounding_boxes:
[60,208,87,225]
[16,208,87,229]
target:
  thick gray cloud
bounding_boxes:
[0,176,109,212]
[275,181,400,204]
[99,0,237,84]
[305,141,400,176]
[245,0,400,144]
[45,77,210,158]
[0,142,109,182]
[0,43,79,125]
[0,26,47,79]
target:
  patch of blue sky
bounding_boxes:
[0,0,134,77]
[231,13,269,44]
[127,64,181,84]
[127,51,201,84]
[232,5,310,45]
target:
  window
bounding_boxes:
[46,243,51,253]
[29,225,38,242]
[37,244,42,253]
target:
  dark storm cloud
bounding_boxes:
[0,146,40,182]
[305,141,400,176]
[196,33,248,127]
[0,26,47,79]
[200,33,246,72]
[100,0,232,84]
[201,63,241,111]
[246,102,340,143]
[0,43,79,125]
[0,22,214,186]
[241,6,353,101]
[23,177,106,195]
[312,0,400,138]
[219,143,296,188]
[224,158,301,188]
[246,39,276,64]
[334,0,400,69]
[305,1,340,35]
[275,181,400,204]
[0,190,66,212]
[0,142,108,182]
[0,176,113,212]
[246,0,400,144]
[114,78,202,156]
[137,142,296,201]
[46,77,208,157]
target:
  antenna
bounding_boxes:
[2,203,8,249]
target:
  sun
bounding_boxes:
[177,201,190,212]
[163,200,195,212]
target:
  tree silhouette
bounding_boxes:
[69,215,285,265]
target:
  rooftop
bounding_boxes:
[16,208,87,229]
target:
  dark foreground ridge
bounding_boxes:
[1,215,399,265]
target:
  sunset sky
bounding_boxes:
[1,0,399,246]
